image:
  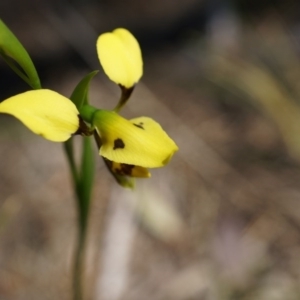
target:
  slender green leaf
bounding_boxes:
[0,19,41,89]
[78,137,95,229]
[64,138,79,185]
[70,70,99,109]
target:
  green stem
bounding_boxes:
[64,138,93,300]
[79,105,98,124]
[64,139,79,185]
[72,208,87,300]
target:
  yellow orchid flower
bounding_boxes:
[96,28,143,88]
[91,109,178,168]
[0,89,80,142]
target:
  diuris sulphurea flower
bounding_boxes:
[0,89,80,142]
[0,28,178,185]
[0,20,177,176]
[0,19,179,300]
[0,90,178,171]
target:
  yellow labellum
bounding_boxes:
[94,110,178,168]
[97,28,143,88]
[0,89,79,142]
[107,160,150,178]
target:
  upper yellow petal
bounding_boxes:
[0,89,79,142]
[94,110,178,168]
[96,28,143,88]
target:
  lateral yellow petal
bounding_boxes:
[94,110,178,168]
[0,89,79,142]
[96,28,143,88]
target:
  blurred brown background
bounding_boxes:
[1,0,300,299]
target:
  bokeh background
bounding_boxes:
[1,0,300,299]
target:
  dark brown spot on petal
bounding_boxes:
[113,138,125,150]
[120,163,134,176]
[113,164,135,176]
[133,123,144,129]
[108,162,135,176]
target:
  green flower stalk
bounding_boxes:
[0,28,178,177]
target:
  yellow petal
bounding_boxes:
[0,89,79,142]
[94,110,178,168]
[96,28,143,88]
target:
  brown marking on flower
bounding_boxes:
[133,122,144,130]
[120,163,134,176]
[113,138,125,150]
